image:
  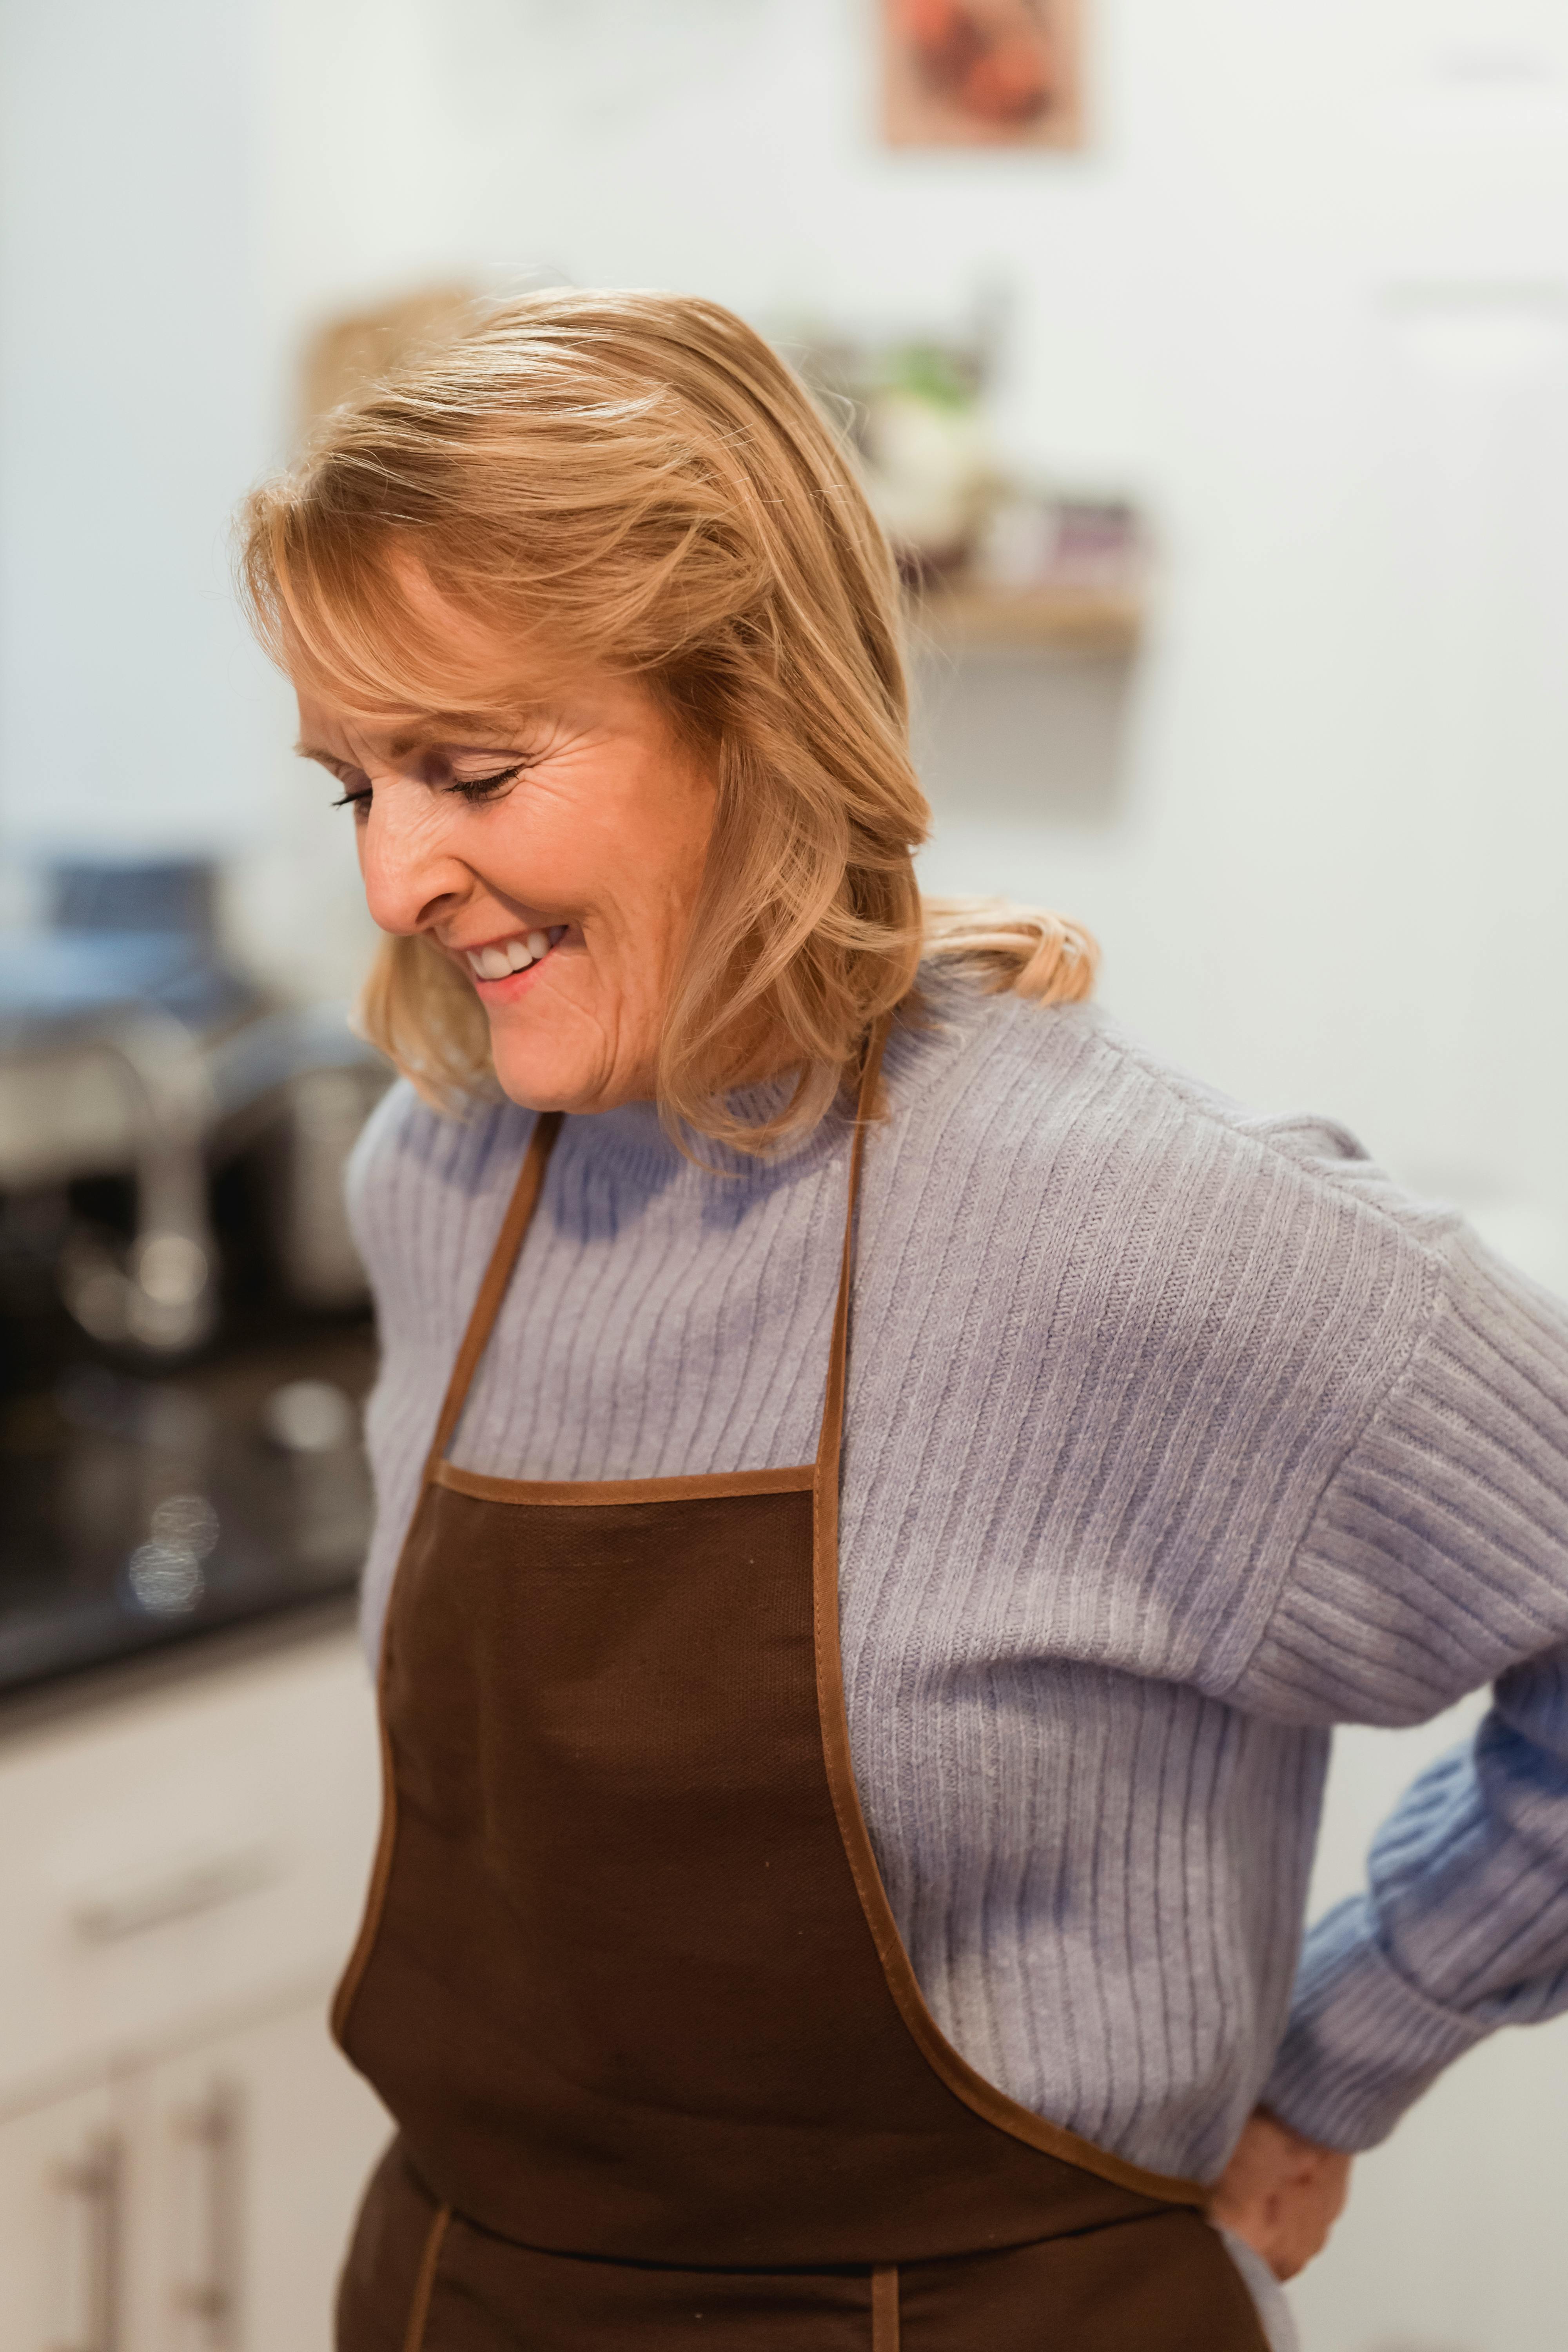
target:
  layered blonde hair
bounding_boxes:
[240,288,1095,1151]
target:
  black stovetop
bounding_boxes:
[0,1320,376,1698]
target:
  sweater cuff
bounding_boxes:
[1260,1895,1489,2152]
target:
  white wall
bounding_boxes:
[238,0,1568,1261]
[13,0,1566,1228]
[0,0,273,860]
[2,6,1566,2345]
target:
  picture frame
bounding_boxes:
[880,0,1084,151]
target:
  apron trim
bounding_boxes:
[871,2263,900,2351]
[330,1692,398,2047]
[809,1493,1208,2207]
[335,1108,569,2049]
[401,2201,450,2352]
[420,1108,564,1483]
[807,1023,1210,2214]
[431,1459,816,1506]
[339,1018,1209,2228]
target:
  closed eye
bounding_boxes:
[326,762,527,813]
[445,763,526,802]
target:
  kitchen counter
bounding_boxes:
[0,1321,376,1702]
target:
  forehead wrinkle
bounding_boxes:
[314,706,549,753]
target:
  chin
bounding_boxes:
[491,1054,585,1115]
[488,1037,613,1118]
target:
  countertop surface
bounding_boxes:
[0,1321,376,1703]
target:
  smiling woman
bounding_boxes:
[241,291,1091,1146]
[290,654,722,1118]
[236,291,1568,2352]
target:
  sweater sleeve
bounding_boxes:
[1235,1226,1568,2149]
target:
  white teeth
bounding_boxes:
[468,931,556,981]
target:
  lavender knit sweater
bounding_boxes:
[347,967,1568,2184]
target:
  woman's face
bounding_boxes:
[295,614,717,1117]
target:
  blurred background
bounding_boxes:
[0,2,1565,2346]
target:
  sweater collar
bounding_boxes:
[554,960,986,1193]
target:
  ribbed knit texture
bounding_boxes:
[348,967,1568,2181]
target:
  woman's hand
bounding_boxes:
[1208,2108,1353,2281]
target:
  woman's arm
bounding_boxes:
[1231,1225,1568,2165]
[1262,1642,1568,2149]
[1212,1644,1568,2277]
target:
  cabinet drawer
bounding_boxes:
[0,1631,381,2108]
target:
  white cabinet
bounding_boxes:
[0,2077,122,2352]
[123,1998,391,2352]
[0,1624,387,2107]
[0,1998,390,2352]
[0,1626,391,2352]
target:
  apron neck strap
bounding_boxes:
[814,1013,891,1492]
[421,1014,892,1487]
[421,1108,564,1480]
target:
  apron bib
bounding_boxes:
[333,1027,1267,2350]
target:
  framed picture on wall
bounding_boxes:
[880,0,1083,149]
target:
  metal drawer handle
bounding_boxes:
[174,2079,244,2347]
[51,2132,123,2352]
[70,1845,279,1944]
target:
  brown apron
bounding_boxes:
[332,1028,1267,2350]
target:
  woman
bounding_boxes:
[242,291,1568,2352]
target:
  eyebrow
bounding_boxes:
[293,713,539,766]
[387,715,520,757]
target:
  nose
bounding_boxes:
[357,779,469,938]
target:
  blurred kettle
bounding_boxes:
[0,857,388,1356]
[210,1006,389,1311]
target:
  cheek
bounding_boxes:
[622,815,713,975]
[576,774,714,950]
[637,758,717,914]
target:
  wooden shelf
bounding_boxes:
[909,580,1143,655]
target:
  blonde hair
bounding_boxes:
[240,288,1096,1151]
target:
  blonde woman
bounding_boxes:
[243,292,1568,2352]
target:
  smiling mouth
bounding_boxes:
[462,926,568,982]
